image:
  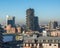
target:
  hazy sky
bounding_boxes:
[0,0,60,24]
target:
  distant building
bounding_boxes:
[34,16,40,31]
[26,8,40,31]
[48,21,53,30]
[16,24,23,33]
[48,21,58,30]
[50,30,60,37]
[0,24,4,47]
[6,24,16,34]
[6,15,15,27]
[53,21,58,29]
[26,8,35,31]
[23,36,60,48]
[42,30,47,36]
[5,24,23,34]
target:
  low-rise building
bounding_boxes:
[51,30,60,37]
[23,35,60,48]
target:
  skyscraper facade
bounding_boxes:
[0,24,4,48]
[26,8,35,31]
[6,15,15,27]
[26,8,40,31]
[53,21,58,29]
[34,16,39,31]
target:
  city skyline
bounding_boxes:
[0,0,60,25]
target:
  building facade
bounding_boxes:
[23,36,60,48]
[34,16,40,31]
[0,24,4,48]
[26,8,35,31]
[6,15,15,27]
[26,8,39,31]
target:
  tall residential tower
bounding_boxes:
[26,8,35,31]
[26,8,40,31]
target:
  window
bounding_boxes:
[54,45,56,46]
[32,44,34,46]
[48,40,52,43]
[40,43,42,46]
[49,44,51,46]
[43,40,46,42]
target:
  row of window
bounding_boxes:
[23,43,57,47]
[49,44,56,46]
[24,39,60,43]
[23,43,42,47]
[38,40,60,43]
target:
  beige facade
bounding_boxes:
[23,43,43,48]
[11,27,16,33]
[42,43,58,48]
[51,30,60,37]
[23,43,58,48]
[6,25,16,33]
[5,25,22,34]
[17,27,21,33]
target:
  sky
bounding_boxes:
[0,0,60,25]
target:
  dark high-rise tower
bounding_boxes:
[0,24,4,47]
[53,21,58,29]
[26,8,35,31]
[34,16,39,31]
[26,8,40,31]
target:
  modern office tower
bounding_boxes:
[34,16,40,31]
[6,15,15,27]
[26,8,35,31]
[0,24,4,48]
[53,21,58,29]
